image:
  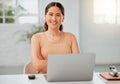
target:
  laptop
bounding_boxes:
[46,53,96,82]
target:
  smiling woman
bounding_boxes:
[0,0,80,74]
[31,2,80,74]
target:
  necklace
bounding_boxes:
[45,31,63,43]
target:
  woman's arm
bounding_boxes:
[31,34,47,73]
[71,34,80,54]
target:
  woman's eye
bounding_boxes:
[49,13,53,16]
[57,15,60,17]
[56,14,61,17]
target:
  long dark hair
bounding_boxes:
[44,2,65,31]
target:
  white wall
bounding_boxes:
[79,0,120,65]
[1,0,120,66]
[0,24,32,66]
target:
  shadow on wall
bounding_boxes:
[13,24,44,44]
[0,24,43,66]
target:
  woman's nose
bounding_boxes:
[52,16,56,20]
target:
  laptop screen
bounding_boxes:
[47,53,96,82]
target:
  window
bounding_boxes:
[94,0,120,24]
[0,0,39,24]
[0,0,16,23]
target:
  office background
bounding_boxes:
[0,0,120,74]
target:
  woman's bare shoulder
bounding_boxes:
[31,32,45,40]
[63,32,75,37]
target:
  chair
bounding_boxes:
[24,61,38,74]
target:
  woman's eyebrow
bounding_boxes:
[48,12,53,14]
[56,13,61,14]
[48,12,61,14]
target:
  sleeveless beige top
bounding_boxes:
[31,31,80,73]
[38,32,72,59]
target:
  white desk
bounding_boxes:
[0,73,119,84]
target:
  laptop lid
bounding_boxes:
[47,53,96,82]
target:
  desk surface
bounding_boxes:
[0,73,119,84]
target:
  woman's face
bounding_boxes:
[45,6,64,30]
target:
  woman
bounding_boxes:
[31,2,80,73]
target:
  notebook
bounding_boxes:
[46,53,96,82]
